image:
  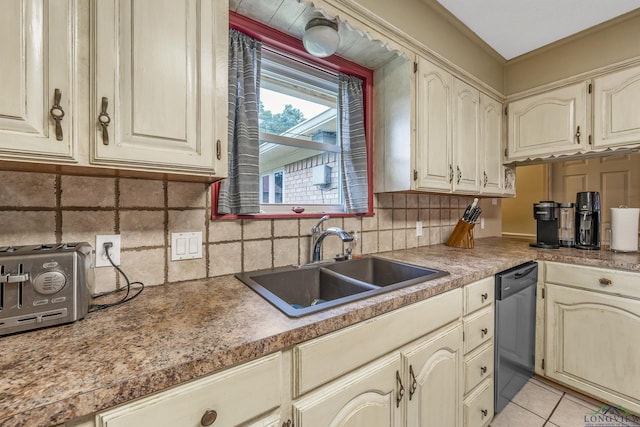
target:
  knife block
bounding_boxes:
[446,220,475,249]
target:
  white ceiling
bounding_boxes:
[435,0,640,60]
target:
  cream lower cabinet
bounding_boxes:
[293,353,403,427]
[404,324,464,427]
[95,353,282,427]
[292,288,463,427]
[462,277,494,427]
[292,324,463,427]
[543,262,640,414]
[0,0,76,163]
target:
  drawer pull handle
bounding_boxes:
[282,421,293,427]
[480,366,487,375]
[201,409,218,426]
[409,364,418,400]
[481,292,489,302]
[481,409,488,418]
[481,328,488,337]
[599,278,612,286]
[396,370,405,407]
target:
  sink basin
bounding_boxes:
[236,256,449,317]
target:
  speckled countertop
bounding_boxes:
[2,237,639,426]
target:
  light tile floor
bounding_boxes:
[490,377,640,427]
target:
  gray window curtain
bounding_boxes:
[218,30,262,215]
[339,74,369,214]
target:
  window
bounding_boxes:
[258,47,343,211]
[219,12,373,218]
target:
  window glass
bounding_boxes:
[258,47,344,212]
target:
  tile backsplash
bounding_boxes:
[0,170,491,293]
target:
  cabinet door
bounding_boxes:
[415,57,453,192]
[405,324,463,427]
[545,284,640,413]
[0,0,76,162]
[293,354,402,427]
[507,83,588,161]
[593,64,640,149]
[479,94,504,196]
[93,0,228,176]
[452,79,480,193]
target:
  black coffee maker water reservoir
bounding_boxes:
[530,201,560,249]
[575,191,601,250]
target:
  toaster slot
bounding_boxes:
[17,264,23,309]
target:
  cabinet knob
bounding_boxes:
[598,277,612,286]
[201,409,218,426]
[481,292,488,302]
[481,328,488,337]
[480,366,487,375]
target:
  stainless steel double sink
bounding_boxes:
[235,256,449,317]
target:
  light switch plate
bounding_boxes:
[171,232,202,261]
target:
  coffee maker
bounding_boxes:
[575,191,601,250]
[530,201,560,249]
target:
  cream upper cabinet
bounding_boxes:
[452,79,481,193]
[543,262,640,414]
[374,54,509,196]
[480,94,511,196]
[405,324,463,427]
[593,64,640,149]
[415,56,454,192]
[92,0,228,176]
[507,82,589,162]
[0,0,76,163]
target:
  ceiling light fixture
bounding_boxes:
[302,17,340,58]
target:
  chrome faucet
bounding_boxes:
[311,215,354,262]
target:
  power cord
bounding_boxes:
[90,242,144,312]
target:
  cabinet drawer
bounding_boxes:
[464,277,494,315]
[545,261,640,299]
[294,288,462,396]
[464,343,493,394]
[463,306,493,354]
[96,353,281,427]
[463,379,493,427]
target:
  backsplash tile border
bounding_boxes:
[0,170,474,293]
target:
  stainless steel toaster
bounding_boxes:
[0,242,93,336]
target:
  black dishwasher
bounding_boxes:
[494,261,538,413]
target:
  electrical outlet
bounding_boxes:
[416,221,423,237]
[95,234,121,267]
[480,218,485,230]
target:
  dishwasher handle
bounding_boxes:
[514,265,536,279]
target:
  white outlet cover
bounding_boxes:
[95,234,121,267]
[416,221,423,237]
[171,232,202,261]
